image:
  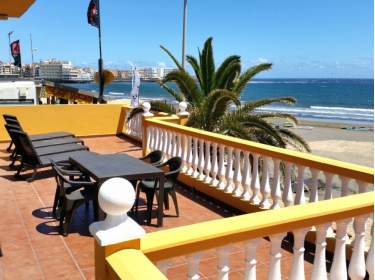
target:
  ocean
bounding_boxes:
[66,78,374,125]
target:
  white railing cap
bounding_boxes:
[142,102,154,117]
[89,178,145,246]
[177,101,190,116]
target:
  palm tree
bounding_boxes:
[132,37,310,152]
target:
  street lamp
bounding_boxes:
[181,0,187,69]
[8,31,14,63]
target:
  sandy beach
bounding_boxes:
[293,121,373,167]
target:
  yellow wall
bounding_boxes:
[0,104,127,141]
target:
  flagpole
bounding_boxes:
[181,0,187,69]
[97,0,104,103]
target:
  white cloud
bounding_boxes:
[252,57,270,64]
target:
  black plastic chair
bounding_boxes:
[139,150,164,166]
[135,157,182,224]
[51,161,97,236]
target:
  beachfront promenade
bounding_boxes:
[0,103,373,280]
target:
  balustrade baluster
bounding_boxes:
[271,159,281,209]
[186,136,193,175]
[157,260,170,276]
[192,137,199,177]
[209,143,219,186]
[156,128,163,151]
[197,139,205,180]
[187,253,202,280]
[268,234,285,280]
[217,144,226,189]
[366,223,374,280]
[282,162,293,207]
[294,165,306,205]
[244,239,261,280]
[232,149,243,197]
[175,133,182,158]
[358,181,369,193]
[349,215,369,280]
[250,153,261,205]
[169,131,175,157]
[330,219,352,280]
[309,169,320,203]
[217,246,230,280]
[162,130,168,156]
[224,147,234,193]
[289,228,310,280]
[241,151,251,200]
[323,172,334,200]
[260,157,271,209]
[203,141,212,183]
[181,134,188,172]
[311,224,330,280]
[339,176,350,197]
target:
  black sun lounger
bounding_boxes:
[9,129,90,181]
[5,124,85,166]
[3,114,75,151]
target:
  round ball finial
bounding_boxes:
[178,101,190,116]
[98,178,135,216]
[142,101,151,113]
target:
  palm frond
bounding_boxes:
[215,61,241,90]
[259,113,299,124]
[163,70,202,105]
[157,81,184,102]
[160,45,183,70]
[239,97,296,114]
[233,63,272,94]
[215,55,241,88]
[186,55,203,88]
[200,37,215,95]
[278,128,311,152]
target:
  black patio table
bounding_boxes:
[69,152,165,227]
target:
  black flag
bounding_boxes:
[10,40,22,68]
[87,0,100,28]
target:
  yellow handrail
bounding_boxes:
[140,192,373,262]
[106,249,167,280]
[144,117,374,183]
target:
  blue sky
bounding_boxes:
[0,0,373,78]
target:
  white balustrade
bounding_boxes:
[224,147,234,193]
[289,228,310,280]
[340,176,350,197]
[294,165,306,205]
[192,137,199,177]
[260,156,271,209]
[324,172,334,200]
[244,239,261,280]
[197,139,205,180]
[366,223,374,280]
[311,224,330,280]
[309,169,320,203]
[217,246,230,280]
[217,144,226,189]
[203,141,211,183]
[349,215,369,280]
[187,253,202,280]
[271,159,281,209]
[232,149,243,197]
[240,151,251,200]
[209,143,219,186]
[282,162,293,207]
[268,234,285,280]
[250,154,261,205]
[330,219,352,280]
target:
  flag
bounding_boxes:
[87,0,100,28]
[10,40,21,68]
[130,69,141,107]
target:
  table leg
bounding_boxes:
[157,175,165,227]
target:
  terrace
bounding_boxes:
[0,102,373,280]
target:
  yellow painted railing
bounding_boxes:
[105,192,374,279]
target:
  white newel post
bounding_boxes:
[177,101,190,117]
[89,178,146,279]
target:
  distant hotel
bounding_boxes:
[111,67,175,81]
[39,60,94,83]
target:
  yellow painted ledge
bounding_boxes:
[141,192,373,261]
[106,249,167,280]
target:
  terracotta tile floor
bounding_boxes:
[0,136,314,280]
